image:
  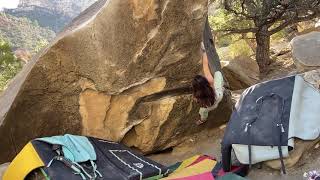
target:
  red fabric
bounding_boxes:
[187,155,216,167]
[171,172,215,180]
[217,166,241,177]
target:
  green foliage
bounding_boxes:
[228,39,254,58]
[34,39,49,53]
[0,37,22,90]
[209,10,255,58]
[0,13,55,54]
[271,30,287,42]
[208,9,253,32]
[215,35,234,47]
[209,0,319,71]
[217,39,254,60]
[209,10,255,57]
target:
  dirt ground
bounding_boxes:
[148,122,320,180]
[149,50,320,180]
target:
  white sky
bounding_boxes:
[0,0,19,10]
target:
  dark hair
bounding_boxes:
[192,75,216,107]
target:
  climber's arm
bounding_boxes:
[201,42,214,85]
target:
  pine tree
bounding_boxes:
[211,0,320,73]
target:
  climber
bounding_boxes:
[192,18,224,125]
[192,42,224,125]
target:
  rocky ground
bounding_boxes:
[149,44,320,180]
[148,124,320,180]
[149,91,320,180]
[263,41,298,81]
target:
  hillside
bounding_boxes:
[0,12,55,53]
[18,0,98,17]
[5,0,98,32]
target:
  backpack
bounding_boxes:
[221,76,296,174]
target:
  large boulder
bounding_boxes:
[0,0,233,163]
[291,31,320,71]
[221,56,260,90]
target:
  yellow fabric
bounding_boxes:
[174,155,200,172]
[162,159,216,179]
[3,142,44,180]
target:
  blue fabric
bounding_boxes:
[37,134,96,163]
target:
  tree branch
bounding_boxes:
[217,27,258,35]
[223,0,257,19]
[264,4,289,25]
[256,0,293,28]
[268,12,320,35]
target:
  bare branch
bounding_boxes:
[223,0,257,19]
[250,0,258,7]
[241,0,246,15]
[257,1,292,27]
[217,27,258,34]
[268,11,320,35]
[221,0,320,36]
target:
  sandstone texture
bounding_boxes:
[0,0,233,163]
[221,56,260,90]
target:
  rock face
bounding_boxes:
[221,56,260,90]
[291,31,320,71]
[0,0,233,163]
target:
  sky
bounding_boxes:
[0,0,19,10]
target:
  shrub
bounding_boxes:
[0,37,22,90]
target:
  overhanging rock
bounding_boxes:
[0,0,232,163]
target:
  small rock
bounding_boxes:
[315,143,320,149]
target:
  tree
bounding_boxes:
[34,39,49,53]
[212,0,320,73]
[0,37,22,90]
